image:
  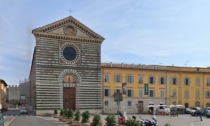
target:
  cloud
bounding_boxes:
[0,14,14,30]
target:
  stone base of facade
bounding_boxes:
[35,109,102,116]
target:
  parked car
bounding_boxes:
[206,110,210,118]
[185,108,193,114]
[0,113,4,126]
[203,107,210,116]
[19,107,27,114]
[190,107,201,116]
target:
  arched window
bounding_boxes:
[195,101,200,107]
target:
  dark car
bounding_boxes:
[203,107,210,116]
[206,110,210,118]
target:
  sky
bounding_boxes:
[1,0,210,85]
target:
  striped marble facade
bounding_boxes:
[30,16,104,115]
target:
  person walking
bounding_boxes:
[199,109,203,121]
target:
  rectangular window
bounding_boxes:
[138,75,144,84]
[105,101,109,106]
[172,90,177,98]
[172,77,177,85]
[127,89,133,97]
[128,101,132,109]
[207,78,210,86]
[206,91,210,98]
[160,89,165,98]
[173,101,177,105]
[104,89,110,97]
[126,75,133,84]
[139,89,143,98]
[185,90,189,99]
[184,78,190,86]
[104,74,110,82]
[196,77,200,86]
[149,90,155,97]
[196,90,200,99]
[115,74,122,83]
[149,76,155,84]
[160,77,165,85]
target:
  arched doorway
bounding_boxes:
[63,74,77,110]
[185,103,189,108]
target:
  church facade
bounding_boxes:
[30,16,104,115]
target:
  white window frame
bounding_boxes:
[195,101,200,107]
[105,101,109,107]
[126,74,134,84]
[149,76,155,84]
[184,77,190,86]
[196,90,200,99]
[139,89,144,98]
[185,90,189,99]
[128,101,132,109]
[115,74,122,83]
[172,90,177,98]
[160,77,165,85]
[149,89,155,98]
[138,75,144,84]
[172,77,177,85]
[207,78,210,86]
[160,89,165,98]
[127,89,133,97]
[196,77,200,86]
[206,91,210,98]
[104,73,110,83]
[104,88,110,97]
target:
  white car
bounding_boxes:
[20,107,27,114]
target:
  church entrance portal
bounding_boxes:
[63,87,76,110]
[62,74,77,110]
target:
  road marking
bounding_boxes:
[5,117,16,126]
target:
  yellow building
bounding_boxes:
[0,79,8,110]
[101,63,210,113]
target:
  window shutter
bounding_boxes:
[131,90,133,97]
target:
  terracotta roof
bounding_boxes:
[0,79,8,87]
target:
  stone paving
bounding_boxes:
[3,114,210,126]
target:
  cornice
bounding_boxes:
[32,31,103,43]
[33,16,105,40]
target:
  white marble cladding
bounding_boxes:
[34,35,102,112]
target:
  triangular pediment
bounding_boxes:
[32,16,104,42]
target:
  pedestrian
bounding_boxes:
[176,108,179,117]
[199,110,203,121]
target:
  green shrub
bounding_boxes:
[165,122,171,126]
[60,109,64,116]
[63,109,69,117]
[92,114,101,126]
[82,111,90,123]
[74,111,80,121]
[67,109,74,119]
[105,114,116,126]
[125,119,141,126]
